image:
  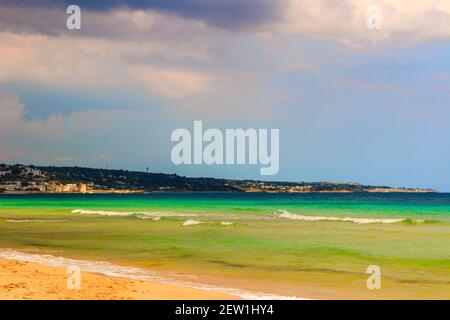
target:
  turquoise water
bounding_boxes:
[1,192,450,218]
[0,192,449,299]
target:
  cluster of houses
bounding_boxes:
[0,181,90,193]
[0,164,91,193]
[236,181,314,192]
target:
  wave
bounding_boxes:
[0,248,304,300]
[71,209,197,220]
[182,219,204,226]
[72,209,138,216]
[182,220,235,226]
[5,219,47,223]
[4,219,70,223]
[276,210,425,224]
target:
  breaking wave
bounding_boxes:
[5,219,47,223]
[4,219,70,223]
[182,219,204,226]
[276,210,425,224]
[71,209,197,220]
[0,249,304,300]
[182,220,235,226]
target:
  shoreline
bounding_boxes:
[0,190,439,195]
[0,249,302,300]
[0,256,238,300]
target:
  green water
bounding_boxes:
[0,193,449,299]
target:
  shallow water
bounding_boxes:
[0,192,449,299]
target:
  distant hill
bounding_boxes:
[0,164,437,193]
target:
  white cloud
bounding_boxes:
[275,0,450,46]
[0,31,213,99]
[3,1,450,55]
[0,91,64,135]
[0,91,61,161]
[0,2,448,104]
[128,65,211,99]
[0,6,223,99]
[0,32,121,90]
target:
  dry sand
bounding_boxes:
[0,258,237,300]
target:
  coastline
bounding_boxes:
[0,190,438,195]
[0,257,238,300]
[0,249,303,300]
[0,163,437,194]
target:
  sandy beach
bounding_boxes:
[0,258,237,300]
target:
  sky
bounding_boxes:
[0,0,450,191]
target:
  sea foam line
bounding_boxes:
[0,248,305,300]
[182,220,235,226]
[275,210,423,224]
[4,219,70,223]
[71,209,197,219]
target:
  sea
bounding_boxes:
[0,192,449,299]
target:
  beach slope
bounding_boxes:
[0,258,237,300]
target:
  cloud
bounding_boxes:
[276,0,450,46]
[0,91,60,161]
[0,91,64,136]
[0,0,287,31]
[0,32,119,90]
[0,29,214,99]
[0,90,164,165]
[2,1,450,46]
[0,91,23,127]
[128,65,210,99]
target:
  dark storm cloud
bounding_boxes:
[0,0,287,30]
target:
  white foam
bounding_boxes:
[182,220,236,226]
[276,210,405,224]
[5,219,45,223]
[71,209,197,220]
[72,209,136,216]
[5,219,69,223]
[0,248,305,300]
[182,219,204,226]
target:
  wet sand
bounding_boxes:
[0,258,237,300]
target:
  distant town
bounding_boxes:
[0,164,437,194]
